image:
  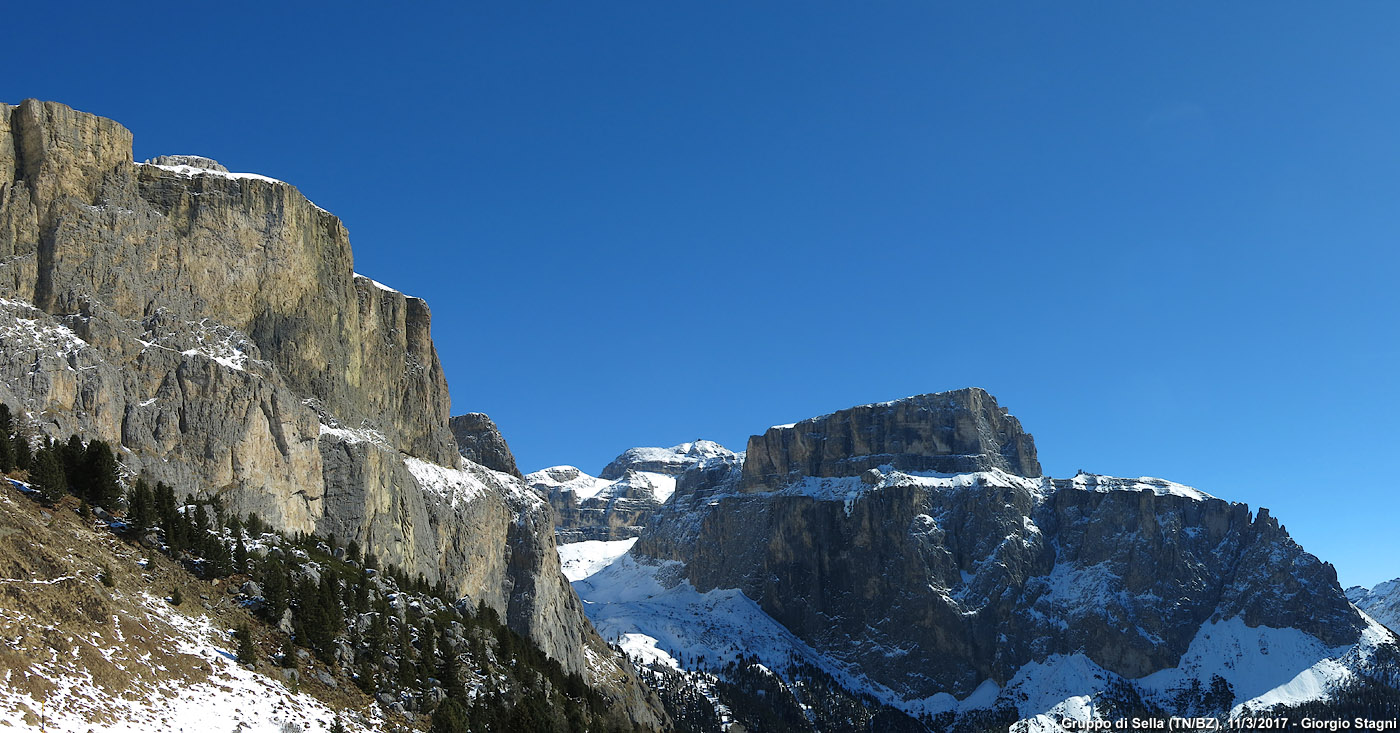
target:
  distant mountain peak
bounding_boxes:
[741,387,1041,491]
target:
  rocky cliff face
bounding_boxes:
[1349,580,1400,633]
[0,99,662,725]
[741,387,1040,491]
[449,412,521,477]
[613,389,1389,721]
[532,441,738,543]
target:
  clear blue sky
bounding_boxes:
[6,3,1398,587]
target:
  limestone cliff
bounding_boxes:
[0,100,663,726]
[623,389,1383,717]
[741,387,1040,491]
[449,412,521,478]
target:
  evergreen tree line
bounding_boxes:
[0,404,650,731]
[0,402,120,508]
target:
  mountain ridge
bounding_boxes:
[563,388,1397,727]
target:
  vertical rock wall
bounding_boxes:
[0,100,663,724]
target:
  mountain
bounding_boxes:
[1350,580,1400,633]
[572,388,1400,728]
[530,440,738,543]
[0,100,662,727]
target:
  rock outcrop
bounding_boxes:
[449,412,521,477]
[740,387,1040,491]
[0,99,663,726]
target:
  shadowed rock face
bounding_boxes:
[634,390,1367,703]
[0,100,665,724]
[450,413,521,477]
[741,387,1040,491]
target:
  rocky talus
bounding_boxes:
[633,389,1373,706]
[0,100,663,726]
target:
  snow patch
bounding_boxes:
[1069,473,1214,501]
[575,554,906,710]
[0,297,88,359]
[557,538,637,582]
[318,422,390,448]
[137,161,331,213]
[528,466,619,501]
[403,456,488,506]
[1137,616,1380,716]
[353,272,418,300]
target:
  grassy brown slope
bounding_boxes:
[0,480,388,731]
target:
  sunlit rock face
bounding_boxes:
[741,387,1041,492]
[0,99,665,725]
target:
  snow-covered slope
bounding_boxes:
[0,480,383,732]
[0,593,383,733]
[558,538,638,582]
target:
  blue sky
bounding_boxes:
[6,3,1398,587]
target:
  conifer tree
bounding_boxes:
[194,504,210,539]
[62,435,86,495]
[83,440,121,508]
[431,697,470,733]
[155,482,181,549]
[234,531,249,575]
[208,535,233,577]
[439,627,467,700]
[367,597,390,658]
[0,404,13,473]
[261,557,288,622]
[420,619,438,676]
[397,622,417,688]
[12,420,31,471]
[128,479,154,533]
[354,569,370,614]
[235,624,257,664]
[318,571,343,634]
[280,636,298,668]
[30,448,67,503]
[356,656,377,693]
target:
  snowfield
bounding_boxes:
[557,538,638,582]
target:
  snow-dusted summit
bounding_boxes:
[529,440,741,543]
[1349,579,1400,632]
